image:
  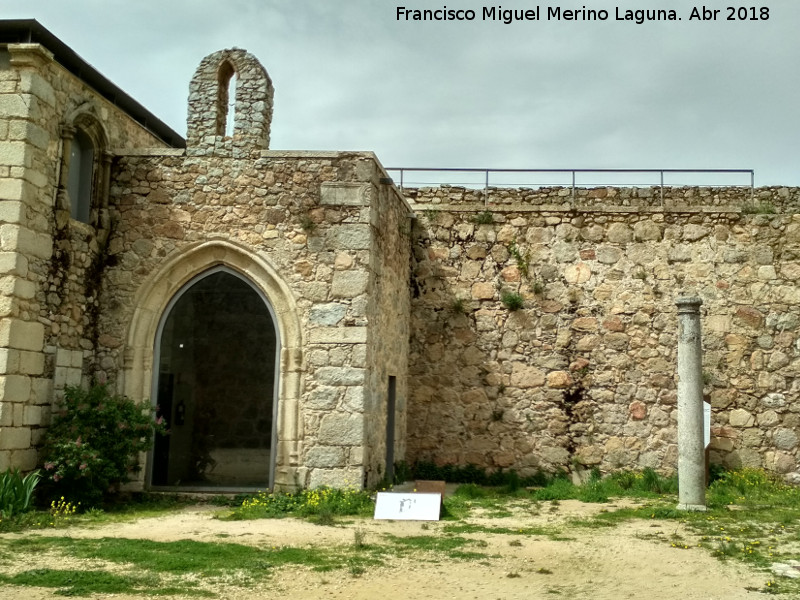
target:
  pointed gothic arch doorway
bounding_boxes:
[149,267,280,491]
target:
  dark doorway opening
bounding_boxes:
[151,269,278,489]
[385,376,397,484]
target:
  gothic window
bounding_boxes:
[66,127,94,223]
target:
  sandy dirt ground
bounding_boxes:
[0,499,773,599]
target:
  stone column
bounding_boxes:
[676,296,706,511]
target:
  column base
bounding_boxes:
[677,503,707,512]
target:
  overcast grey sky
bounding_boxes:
[7,1,800,186]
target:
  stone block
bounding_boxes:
[546,371,573,389]
[0,200,24,224]
[596,245,622,264]
[331,270,369,298]
[510,364,545,388]
[0,426,31,450]
[320,182,369,206]
[0,348,19,373]
[682,224,709,241]
[758,410,780,427]
[0,225,51,259]
[633,220,661,241]
[0,402,11,426]
[309,302,347,326]
[0,276,34,300]
[0,252,27,277]
[734,306,764,329]
[342,386,365,412]
[773,428,799,450]
[66,367,82,386]
[325,224,372,250]
[305,446,346,468]
[0,141,28,167]
[308,328,368,344]
[607,223,633,243]
[729,408,755,427]
[308,466,364,489]
[30,377,52,405]
[0,373,30,401]
[471,282,495,300]
[8,119,49,149]
[22,404,41,426]
[307,386,339,410]
[761,393,786,409]
[564,262,591,284]
[0,319,44,352]
[315,367,365,386]
[0,97,29,120]
[0,450,9,471]
[571,317,598,332]
[9,447,36,471]
[318,413,364,445]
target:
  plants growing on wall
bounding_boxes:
[500,291,524,311]
[41,384,165,507]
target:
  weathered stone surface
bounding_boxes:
[571,317,598,332]
[607,223,633,243]
[773,428,799,450]
[735,306,765,329]
[306,446,346,468]
[318,414,364,445]
[633,220,661,241]
[564,262,591,284]
[325,224,372,250]
[307,386,340,410]
[629,401,647,420]
[471,282,495,300]
[682,224,709,241]
[596,245,622,264]
[309,303,347,326]
[510,364,545,388]
[315,367,365,386]
[546,371,572,389]
[762,393,786,409]
[729,409,755,428]
[331,271,369,298]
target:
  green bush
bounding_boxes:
[0,468,40,518]
[41,384,164,507]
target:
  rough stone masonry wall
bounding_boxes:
[362,177,412,486]
[0,42,164,471]
[102,150,410,489]
[405,184,800,482]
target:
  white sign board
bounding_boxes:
[373,492,441,521]
[704,400,711,448]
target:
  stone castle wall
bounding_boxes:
[0,42,166,471]
[102,149,411,489]
[405,185,800,481]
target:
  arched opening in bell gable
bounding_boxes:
[216,60,237,137]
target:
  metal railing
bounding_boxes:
[385,168,755,205]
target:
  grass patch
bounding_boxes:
[224,487,373,522]
[0,569,213,597]
[1,535,386,595]
[442,522,563,540]
[384,534,488,560]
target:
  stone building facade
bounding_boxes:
[1,20,799,490]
